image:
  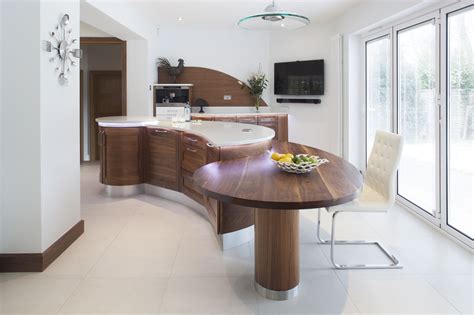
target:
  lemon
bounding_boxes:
[285,153,294,159]
[271,152,281,161]
[279,157,292,163]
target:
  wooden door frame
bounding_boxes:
[80,70,84,162]
[81,37,127,161]
[89,70,123,161]
[81,37,127,115]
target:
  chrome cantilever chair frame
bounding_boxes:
[316,208,402,269]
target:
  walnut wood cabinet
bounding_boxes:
[99,125,272,236]
[145,128,181,191]
[99,127,143,186]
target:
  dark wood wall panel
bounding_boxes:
[158,67,269,107]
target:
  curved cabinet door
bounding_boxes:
[100,127,143,186]
[146,128,181,191]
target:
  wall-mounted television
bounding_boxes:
[274,59,324,96]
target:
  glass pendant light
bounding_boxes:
[238,0,310,31]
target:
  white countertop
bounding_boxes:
[96,116,275,147]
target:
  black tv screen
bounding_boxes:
[274,60,324,95]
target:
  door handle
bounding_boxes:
[186,147,198,153]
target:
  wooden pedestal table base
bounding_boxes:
[193,141,363,300]
[254,209,299,300]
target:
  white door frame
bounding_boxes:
[440,1,474,248]
[363,29,393,165]
[393,12,442,226]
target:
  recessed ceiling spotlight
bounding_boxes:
[280,23,285,27]
[177,17,183,21]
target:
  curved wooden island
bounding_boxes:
[193,141,363,300]
[96,116,277,249]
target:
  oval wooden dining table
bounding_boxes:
[193,141,363,300]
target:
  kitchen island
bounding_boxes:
[96,116,362,301]
[96,116,276,249]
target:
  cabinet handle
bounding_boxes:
[154,129,168,133]
[98,130,104,146]
[186,137,198,142]
[186,147,198,153]
[206,142,214,148]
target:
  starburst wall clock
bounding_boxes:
[42,14,82,86]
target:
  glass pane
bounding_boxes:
[366,36,391,159]
[397,21,437,214]
[447,6,474,238]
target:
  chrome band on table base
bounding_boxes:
[104,184,144,197]
[254,281,298,300]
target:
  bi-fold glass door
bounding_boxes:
[441,3,474,242]
[364,2,473,247]
[394,14,440,222]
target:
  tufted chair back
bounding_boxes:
[366,130,403,206]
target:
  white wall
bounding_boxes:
[80,21,111,37]
[1,0,81,253]
[40,0,81,250]
[0,0,3,249]
[81,0,153,116]
[127,39,150,115]
[268,24,342,154]
[155,29,271,105]
[334,0,428,168]
[1,0,42,252]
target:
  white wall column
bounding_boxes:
[0,0,81,254]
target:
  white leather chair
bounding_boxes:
[317,130,403,269]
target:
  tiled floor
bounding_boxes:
[0,162,472,314]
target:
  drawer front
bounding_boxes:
[257,115,277,123]
[183,132,207,150]
[236,115,257,124]
[192,115,214,121]
[148,127,173,138]
[102,127,143,185]
[182,146,207,173]
[182,173,205,205]
[214,116,236,122]
[146,128,180,190]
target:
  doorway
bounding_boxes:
[80,37,127,161]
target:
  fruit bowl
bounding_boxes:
[271,153,329,174]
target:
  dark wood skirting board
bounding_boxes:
[0,220,84,272]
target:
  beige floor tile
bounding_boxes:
[345,274,459,314]
[160,276,258,314]
[0,276,81,313]
[171,238,253,277]
[59,277,167,313]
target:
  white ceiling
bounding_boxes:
[128,0,364,30]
